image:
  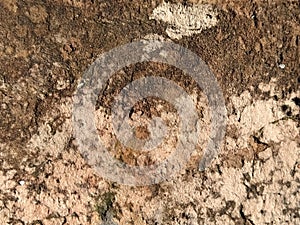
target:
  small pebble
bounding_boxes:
[278,64,285,69]
[19,180,25,186]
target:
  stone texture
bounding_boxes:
[0,0,299,224]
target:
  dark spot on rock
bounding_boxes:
[283,208,288,215]
[292,97,300,107]
[206,14,212,19]
[281,104,289,111]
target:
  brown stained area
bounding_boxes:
[0,0,299,224]
[94,61,209,167]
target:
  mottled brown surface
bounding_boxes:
[0,0,299,224]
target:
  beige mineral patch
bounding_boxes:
[0,97,104,224]
[227,87,299,150]
[150,1,218,39]
[104,85,299,224]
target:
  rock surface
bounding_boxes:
[0,0,299,224]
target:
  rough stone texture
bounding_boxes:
[0,0,299,224]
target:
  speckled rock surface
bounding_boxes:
[0,0,299,224]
